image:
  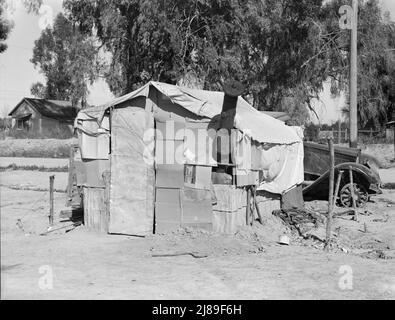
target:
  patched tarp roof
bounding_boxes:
[76,81,301,145]
[9,98,77,121]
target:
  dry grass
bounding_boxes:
[0,164,68,172]
[0,138,77,158]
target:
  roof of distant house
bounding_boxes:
[8,98,77,121]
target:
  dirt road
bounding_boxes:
[2,230,394,300]
[1,170,394,300]
[0,170,68,192]
[380,168,395,186]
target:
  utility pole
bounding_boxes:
[339,0,358,148]
[325,137,335,251]
[350,0,358,148]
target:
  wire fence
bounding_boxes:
[313,128,393,145]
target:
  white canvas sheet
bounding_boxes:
[257,141,304,194]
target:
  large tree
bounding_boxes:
[0,0,13,53]
[63,0,395,126]
[313,0,395,128]
[31,12,100,107]
[63,1,326,115]
[63,0,249,95]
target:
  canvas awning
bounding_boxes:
[75,81,301,145]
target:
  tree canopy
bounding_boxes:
[30,12,101,107]
[27,0,394,126]
[0,0,13,53]
[63,0,328,120]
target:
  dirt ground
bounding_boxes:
[1,169,395,300]
[0,170,68,192]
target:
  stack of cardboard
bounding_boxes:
[212,185,247,234]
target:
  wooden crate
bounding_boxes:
[83,187,108,233]
[212,185,246,234]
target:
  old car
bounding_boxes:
[302,142,382,207]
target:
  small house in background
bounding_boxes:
[8,98,77,135]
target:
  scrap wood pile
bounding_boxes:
[273,202,395,260]
[273,209,326,242]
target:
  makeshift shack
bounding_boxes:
[73,81,304,236]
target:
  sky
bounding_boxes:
[0,0,394,121]
[0,0,113,117]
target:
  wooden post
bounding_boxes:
[349,0,358,148]
[393,125,395,160]
[333,170,344,205]
[67,147,74,199]
[252,204,255,226]
[246,187,251,226]
[66,146,77,207]
[349,166,358,221]
[250,186,256,226]
[253,186,264,225]
[103,170,111,234]
[338,121,341,144]
[49,175,55,226]
[325,138,335,250]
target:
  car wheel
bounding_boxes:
[339,183,369,208]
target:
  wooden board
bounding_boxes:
[181,187,213,230]
[212,185,245,234]
[83,187,107,233]
[109,107,155,236]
